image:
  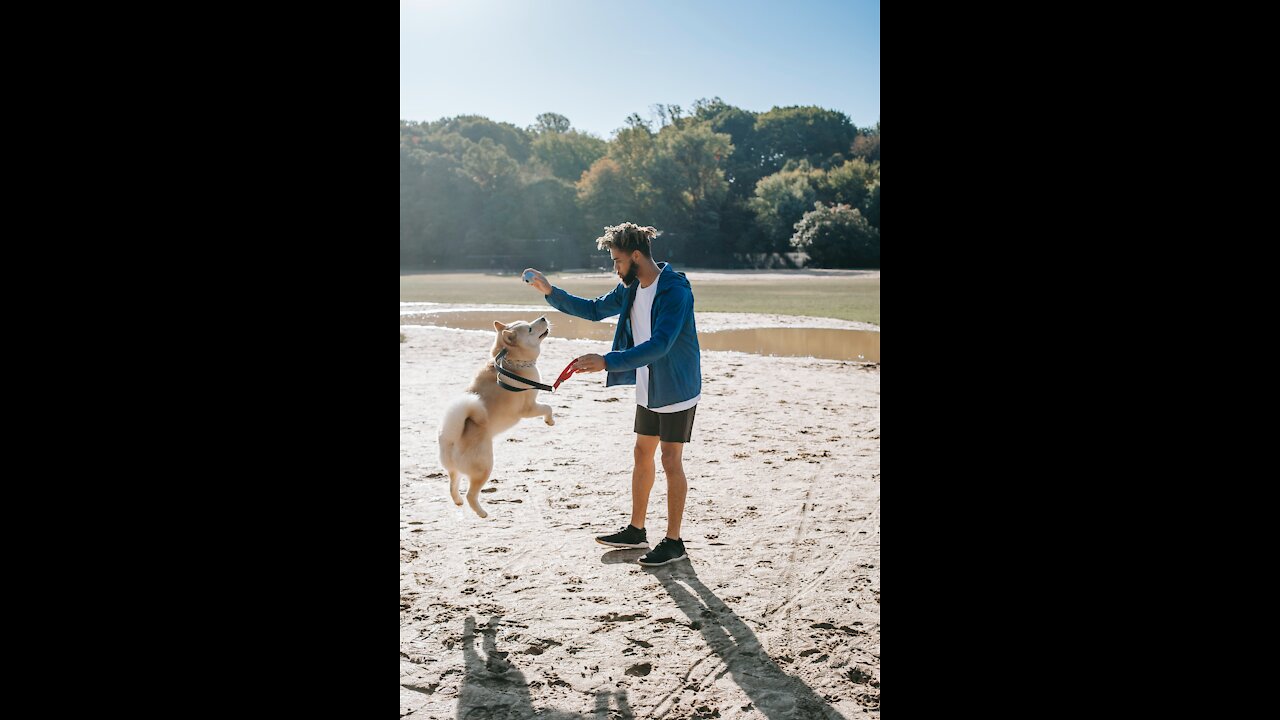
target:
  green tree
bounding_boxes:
[401,105,878,270]
[648,124,732,223]
[851,121,880,163]
[863,181,879,230]
[692,97,762,200]
[458,138,518,191]
[438,115,532,163]
[521,177,577,234]
[817,158,878,208]
[400,148,481,268]
[644,123,732,263]
[754,106,857,175]
[576,157,639,234]
[748,165,819,252]
[651,103,685,128]
[531,130,607,182]
[607,122,655,183]
[600,122,658,223]
[720,196,768,259]
[791,202,880,268]
[534,112,571,134]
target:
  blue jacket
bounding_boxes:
[544,262,702,408]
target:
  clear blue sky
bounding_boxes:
[400,0,880,139]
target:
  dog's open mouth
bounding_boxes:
[539,330,549,339]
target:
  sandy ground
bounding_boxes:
[400,315,880,719]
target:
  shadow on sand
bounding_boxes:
[457,614,635,720]
[455,554,858,719]
[604,550,851,719]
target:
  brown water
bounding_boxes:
[401,310,880,363]
[698,327,879,363]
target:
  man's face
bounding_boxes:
[611,249,639,286]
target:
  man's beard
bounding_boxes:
[621,263,639,287]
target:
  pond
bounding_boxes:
[401,308,879,363]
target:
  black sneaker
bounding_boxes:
[595,524,648,549]
[638,538,688,566]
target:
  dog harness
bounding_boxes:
[494,349,580,393]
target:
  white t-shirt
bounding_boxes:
[631,277,700,413]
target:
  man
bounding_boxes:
[523,222,701,566]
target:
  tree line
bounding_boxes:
[400,99,879,270]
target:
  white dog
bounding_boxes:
[437,317,555,518]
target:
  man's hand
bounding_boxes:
[522,268,552,296]
[572,353,607,373]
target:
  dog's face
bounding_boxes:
[493,316,551,360]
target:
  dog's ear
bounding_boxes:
[494,321,508,331]
[501,329,515,345]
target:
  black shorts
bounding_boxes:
[634,404,697,443]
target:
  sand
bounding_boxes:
[400,313,880,719]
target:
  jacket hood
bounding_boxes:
[655,262,690,291]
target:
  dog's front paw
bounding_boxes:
[544,414,555,426]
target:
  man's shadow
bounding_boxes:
[458,614,635,720]
[602,551,850,719]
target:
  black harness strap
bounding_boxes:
[494,349,554,392]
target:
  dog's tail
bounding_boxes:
[437,394,487,467]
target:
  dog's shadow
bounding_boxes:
[458,614,634,720]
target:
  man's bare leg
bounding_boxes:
[629,434,660,529]
[660,441,687,540]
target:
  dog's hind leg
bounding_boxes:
[465,469,491,519]
[448,470,463,506]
